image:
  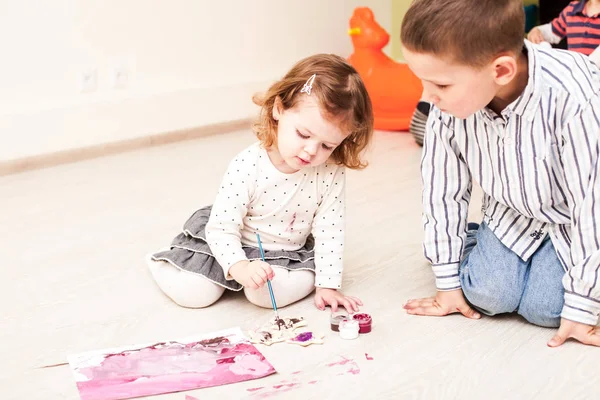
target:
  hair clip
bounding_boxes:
[300,74,317,96]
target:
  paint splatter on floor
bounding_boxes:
[250,380,303,399]
[326,356,355,367]
[247,355,362,398]
[272,383,300,390]
[327,356,361,376]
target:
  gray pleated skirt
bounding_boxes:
[151,206,316,291]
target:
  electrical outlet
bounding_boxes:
[79,69,98,93]
[110,64,129,89]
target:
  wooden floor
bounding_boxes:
[3,129,599,399]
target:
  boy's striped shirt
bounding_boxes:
[423,40,600,326]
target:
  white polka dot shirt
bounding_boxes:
[205,142,346,289]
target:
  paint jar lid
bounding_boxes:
[339,319,359,330]
[352,313,372,326]
[330,310,349,324]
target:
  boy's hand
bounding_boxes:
[403,289,481,319]
[314,288,362,313]
[527,27,544,44]
[229,260,274,289]
[548,318,600,347]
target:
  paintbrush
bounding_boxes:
[255,233,280,322]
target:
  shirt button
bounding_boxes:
[504,137,513,146]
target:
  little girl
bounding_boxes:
[147,54,374,313]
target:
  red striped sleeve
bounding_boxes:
[552,3,574,37]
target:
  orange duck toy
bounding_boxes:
[348,7,423,131]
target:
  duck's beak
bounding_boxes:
[348,27,361,36]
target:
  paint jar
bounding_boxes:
[352,313,372,334]
[330,311,349,332]
[338,319,359,340]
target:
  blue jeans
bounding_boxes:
[460,222,565,327]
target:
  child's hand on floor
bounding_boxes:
[548,319,600,348]
[403,289,481,319]
[527,27,544,44]
[229,260,274,289]
[314,288,362,313]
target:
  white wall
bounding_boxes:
[0,0,392,162]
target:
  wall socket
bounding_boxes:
[77,63,130,93]
[79,69,98,93]
[110,64,129,89]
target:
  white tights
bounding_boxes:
[147,256,315,309]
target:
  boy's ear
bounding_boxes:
[492,55,518,86]
[272,97,283,121]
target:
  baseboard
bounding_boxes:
[0,79,271,176]
[0,119,251,176]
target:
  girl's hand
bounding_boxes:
[229,260,274,289]
[527,27,544,44]
[314,288,362,313]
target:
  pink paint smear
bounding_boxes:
[247,377,306,398]
[326,356,355,367]
[252,382,302,399]
[69,331,275,400]
[285,213,297,232]
[249,356,361,398]
[327,356,361,376]
[365,353,374,360]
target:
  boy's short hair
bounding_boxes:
[401,0,525,68]
[252,54,374,170]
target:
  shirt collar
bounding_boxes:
[477,40,541,123]
[509,40,541,120]
[573,0,587,15]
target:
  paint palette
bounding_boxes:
[248,316,323,346]
[247,316,304,345]
[286,331,325,347]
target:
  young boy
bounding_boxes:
[401,0,600,348]
[528,0,600,67]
